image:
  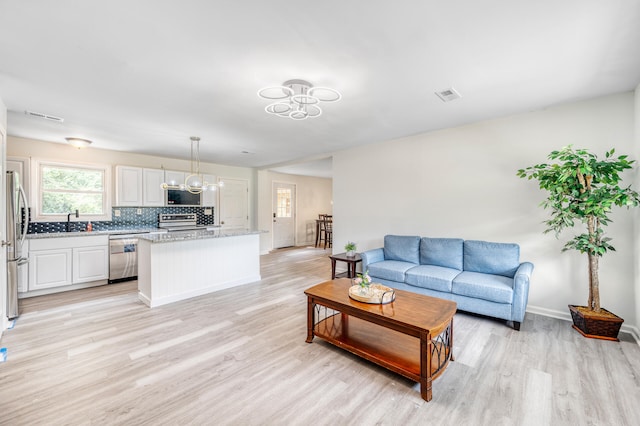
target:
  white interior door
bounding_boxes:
[272,182,295,249]
[219,178,248,229]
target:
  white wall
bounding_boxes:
[257,169,332,253]
[7,136,258,228]
[334,92,638,333]
[634,83,640,340]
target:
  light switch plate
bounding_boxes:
[114,209,121,217]
[137,208,142,215]
[204,208,212,215]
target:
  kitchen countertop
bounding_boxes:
[26,227,169,239]
[137,228,266,244]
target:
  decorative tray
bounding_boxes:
[349,284,396,304]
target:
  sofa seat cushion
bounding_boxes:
[463,240,520,278]
[405,265,460,292]
[452,271,514,304]
[383,235,421,264]
[368,260,417,283]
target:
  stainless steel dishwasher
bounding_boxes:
[109,234,139,283]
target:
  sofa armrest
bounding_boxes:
[512,262,534,322]
[361,248,384,272]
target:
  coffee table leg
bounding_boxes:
[450,318,455,362]
[341,313,349,337]
[420,331,433,402]
[306,297,315,343]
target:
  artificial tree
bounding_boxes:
[517,146,639,316]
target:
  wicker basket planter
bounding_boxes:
[569,305,624,341]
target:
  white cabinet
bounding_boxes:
[28,236,109,292]
[116,166,166,206]
[29,248,73,290]
[202,174,218,207]
[116,166,143,206]
[73,245,109,283]
[142,168,165,206]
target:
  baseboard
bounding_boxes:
[137,292,152,307]
[527,304,640,345]
[526,305,572,322]
[626,324,640,344]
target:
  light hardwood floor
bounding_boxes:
[1,247,639,425]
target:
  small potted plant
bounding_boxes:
[353,270,372,295]
[517,145,639,340]
[344,241,357,257]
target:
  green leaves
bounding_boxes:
[517,145,640,257]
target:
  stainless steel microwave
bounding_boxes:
[166,189,201,206]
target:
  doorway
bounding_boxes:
[272,182,295,249]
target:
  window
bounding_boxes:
[34,160,112,221]
[276,188,292,218]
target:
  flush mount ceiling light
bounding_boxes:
[161,136,223,194]
[258,79,341,120]
[65,137,92,148]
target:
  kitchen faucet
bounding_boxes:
[66,210,79,232]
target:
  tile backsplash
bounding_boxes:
[28,206,215,234]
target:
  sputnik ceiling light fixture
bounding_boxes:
[258,79,341,120]
[160,136,223,194]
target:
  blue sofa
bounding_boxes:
[360,235,534,330]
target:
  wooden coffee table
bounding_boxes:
[305,279,456,402]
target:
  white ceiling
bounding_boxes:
[1,1,639,178]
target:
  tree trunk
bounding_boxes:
[587,251,600,312]
[587,214,600,312]
[579,169,601,313]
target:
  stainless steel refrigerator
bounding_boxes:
[6,170,29,320]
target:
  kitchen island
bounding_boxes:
[136,228,264,307]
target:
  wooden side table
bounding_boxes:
[329,252,362,279]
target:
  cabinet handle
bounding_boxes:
[1,240,11,247]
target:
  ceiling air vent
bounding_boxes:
[435,87,462,102]
[24,110,65,123]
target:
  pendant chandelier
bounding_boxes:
[258,79,341,120]
[161,136,222,194]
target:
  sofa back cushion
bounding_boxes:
[383,235,420,264]
[463,240,520,278]
[420,237,464,270]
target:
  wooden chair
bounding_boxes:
[316,214,332,247]
[323,219,333,249]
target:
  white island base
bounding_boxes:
[137,232,261,307]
